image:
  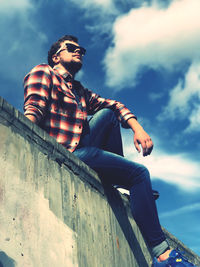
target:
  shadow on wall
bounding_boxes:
[100,179,150,267]
[0,251,16,267]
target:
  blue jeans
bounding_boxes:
[73,109,168,257]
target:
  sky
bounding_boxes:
[1,0,200,256]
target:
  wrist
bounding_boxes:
[26,114,38,123]
[127,118,143,133]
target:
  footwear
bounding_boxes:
[115,186,160,200]
[152,249,197,266]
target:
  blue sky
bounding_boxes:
[1,0,200,255]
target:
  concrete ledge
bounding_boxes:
[0,96,200,267]
[0,96,103,193]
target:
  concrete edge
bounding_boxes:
[0,96,103,195]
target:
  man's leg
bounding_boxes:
[78,108,124,156]
[74,109,169,257]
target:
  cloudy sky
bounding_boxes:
[1,0,200,256]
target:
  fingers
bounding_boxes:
[134,137,153,156]
[134,131,154,156]
[134,140,141,153]
[141,138,153,156]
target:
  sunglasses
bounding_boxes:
[56,43,86,56]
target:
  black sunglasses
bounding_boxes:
[56,43,86,56]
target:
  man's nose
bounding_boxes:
[74,48,81,54]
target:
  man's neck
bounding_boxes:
[54,64,74,79]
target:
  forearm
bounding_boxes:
[24,64,51,124]
[87,90,136,127]
[127,117,144,133]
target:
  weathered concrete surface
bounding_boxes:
[0,96,200,267]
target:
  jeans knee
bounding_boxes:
[100,108,115,118]
[141,165,150,179]
[130,164,150,185]
[97,108,118,127]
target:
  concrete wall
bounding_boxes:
[0,96,200,267]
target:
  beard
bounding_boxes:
[62,60,82,75]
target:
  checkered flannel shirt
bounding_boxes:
[24,64,136,152]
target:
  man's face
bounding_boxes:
[53,40,85,73]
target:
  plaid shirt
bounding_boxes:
[24,64,136,152]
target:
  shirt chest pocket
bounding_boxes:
[51,92,77,116]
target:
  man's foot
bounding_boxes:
[152,249,197,266]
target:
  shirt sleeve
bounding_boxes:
[23,64,52,122]
[84,88,137,129]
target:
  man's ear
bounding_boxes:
[52,54,60,65]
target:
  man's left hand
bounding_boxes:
[133,129,153,156]
[127,117,154,157]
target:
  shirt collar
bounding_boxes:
[53,66,73,82]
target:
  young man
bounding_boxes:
[24,35,196,266]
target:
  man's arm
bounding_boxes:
[82,87,153,156]
[24,64,52,124]
[83,88,136,127]
[127,117,153,157]
[25,114,38,123]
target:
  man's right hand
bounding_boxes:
[25,114,38,123]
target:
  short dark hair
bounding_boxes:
[47,35,78,67]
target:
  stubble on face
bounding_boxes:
[60,41,83,75]
[62,59,82,75]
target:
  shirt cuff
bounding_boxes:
[24,106,43,122]
[121,113,137,128]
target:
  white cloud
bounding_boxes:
[158,61,200,132]
[0,0,47,111]
[74,0,113,9]
[185,105,200,133]
[160,203,200,219]
[103,0,200,89]
[0,0,32,13]
[149,92,164,101]
[122,131,200,191]
[0,0,47,81]
[68,0,119,39]
[68,0,118,15]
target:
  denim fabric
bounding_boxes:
[73,108,167,255]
